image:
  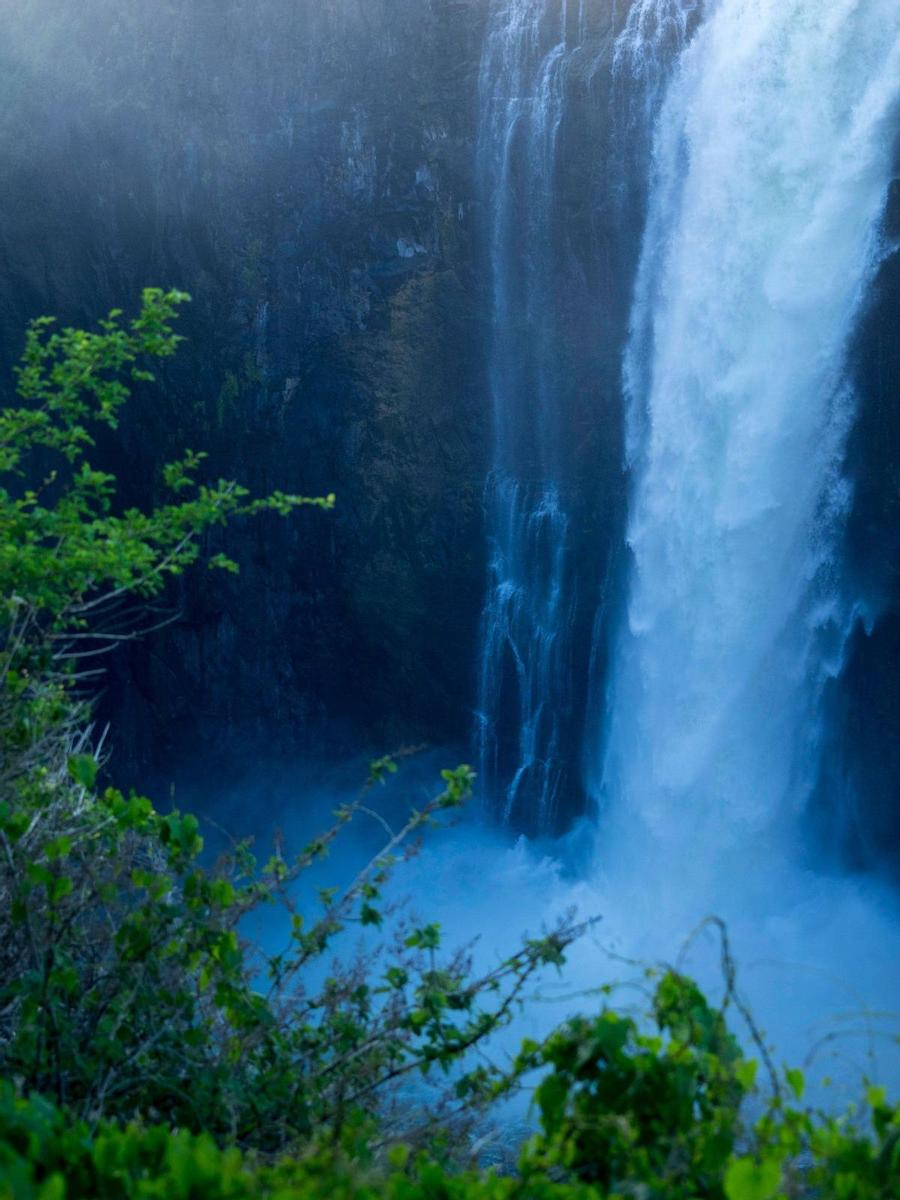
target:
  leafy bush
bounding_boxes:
[0,744,580,1147]
[0,292,582,1152]
[514,958,900,1198]
[1,984,898,1199]
[0,288,333,795]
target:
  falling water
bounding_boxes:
[612,0,702,129]
[597,0,900,880]
[475,0,580,831]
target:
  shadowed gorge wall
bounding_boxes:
[820,178,900,873]
[0,0,497,782]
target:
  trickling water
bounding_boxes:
[597,0,900,871]
[612,0,702,125]
[607,0,703,222]
[475,0,580,831]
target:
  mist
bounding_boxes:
[179,747,900,1117]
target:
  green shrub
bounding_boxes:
[518,971,747,1195]
[1,992,898,1200]
[0,293,583,1152]
[513,964,900,1198]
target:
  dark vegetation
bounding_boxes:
[0,295,897,1198]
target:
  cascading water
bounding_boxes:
[444,0,900,1088]
[612,0,702,135]
[596,0,900,888]
[475,0,583,832]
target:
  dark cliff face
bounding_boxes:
[822,174,900,874]
[0,0,495,784]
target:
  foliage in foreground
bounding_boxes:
[0,291,579,1151]
[0,293,897,1198]
[0,987,898,1200]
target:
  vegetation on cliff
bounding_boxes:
[0,295,897,1198]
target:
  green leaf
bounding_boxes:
[725,1156,782,1200]
[368,755,398,786]
[387,1144,409,1170]
[786,1067,805,1101]
[44,836,72,862]
[26,863,55,889]
[736,1059,759,1092]
[49,875,73,904]
[210,880,236,909]
[68,754,98,790]
[536,1073,568,1133]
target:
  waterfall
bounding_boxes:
[597,0,900,874]
[475,0,579,831]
